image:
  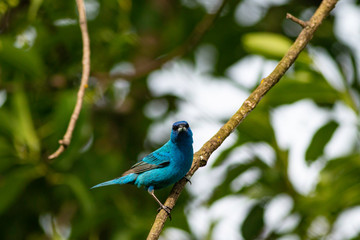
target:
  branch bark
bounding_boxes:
[109,0,229,81]
[48,0,91,160]
[146,0,338,239]
[286,13,308,28]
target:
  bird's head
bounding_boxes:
[170,121,193,144]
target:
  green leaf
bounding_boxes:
[305,154,360,217]
[263,74,340,107]
[305,120,339,163]
[242,32,311,63]
[237,107,276,145]
[28,0,44,21]
[241,203,265,240]
[12,85,41,161]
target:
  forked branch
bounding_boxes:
[49,0,229,159]
[109,0,229,81]
[146,0,339,239]
[48,0,90,160]
[286,13,308,28]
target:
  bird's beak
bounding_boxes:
[177,126,186,132]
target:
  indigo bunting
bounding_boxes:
[91,121,193,217]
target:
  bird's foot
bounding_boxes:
[184,176,192,184]
[157,205,172,220]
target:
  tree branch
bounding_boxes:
[286,13,308,28]
[146,0,339,239]
[110,0,229,81]
[48,0,91,160]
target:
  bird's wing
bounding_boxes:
[121,151,170,176]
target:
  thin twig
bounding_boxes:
[146,0,339,239]
[110,0,230,81]
[48,0,90,160]
[286,13,308,28]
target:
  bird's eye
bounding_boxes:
[172,125,178,131]
[185,123,189,128]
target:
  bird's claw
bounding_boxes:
[157,205,172,220]
[184,176,192,184]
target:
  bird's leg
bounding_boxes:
[148,188,172,220]
[184,176,192,184]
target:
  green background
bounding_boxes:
[0,0,359,239]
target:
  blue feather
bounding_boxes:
[91,121,194,218]
[91,173,137,189]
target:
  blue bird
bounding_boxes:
[91,121,193,218]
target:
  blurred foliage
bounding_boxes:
[0,0,359,240]
[305,120,339,163]
[242,202,265,240]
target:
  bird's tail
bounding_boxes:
[91,173,137,189]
